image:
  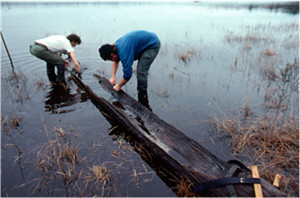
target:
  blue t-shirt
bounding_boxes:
[115,30,159,81]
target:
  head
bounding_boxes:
[67,34,81,47]
[99,44,119,62]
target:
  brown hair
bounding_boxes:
[67,34,81,44]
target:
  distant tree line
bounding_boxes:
[247,2,299,15]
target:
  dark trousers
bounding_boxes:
[30,43,66,82]
[136,42,160,108]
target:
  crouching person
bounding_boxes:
[30,34,82,86]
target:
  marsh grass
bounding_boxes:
[169,71,175,79]
[211,59,299,196]
[2,115,22,129]
[33,74,48,91]
[1,115,23,153]
[27,125,115,196]
[158,89,170,98]
[211,113,299,196]
[19,122,158,196]
[2,71,30,103]
[225,22,298,54]
[179,49,196,63]
[171,176,196,197]
[264,49,276,56]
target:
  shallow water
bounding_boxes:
[1,1,299,197]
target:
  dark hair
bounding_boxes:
[67,34,81,44]
[99,44,114,60]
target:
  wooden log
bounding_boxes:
[273,174,282,188]
[71,73,286,197]
[252,166,263,198]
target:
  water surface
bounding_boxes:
[1,1,298,196]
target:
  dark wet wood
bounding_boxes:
[71,73,286,197]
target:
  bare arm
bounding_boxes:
[69,51,81,73]
[114,77,127,92]
[110,61,119,85]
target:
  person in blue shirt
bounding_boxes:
[99,30,160,110]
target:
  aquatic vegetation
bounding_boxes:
[264,49,276,56]
[172,177,195,197]
[212,113,299,196]
[2,115,23,153]
[12,122,158,197]
[33,74,48,91]
[2,71,30,103]
[211,60,299,196]
[157,89,170,98]
[2,115,22,129]
[179,49,196,63]
[262,59,299,126]
[169,71,175,79]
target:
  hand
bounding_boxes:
[75,67,81,74]
[77,73,82,79]
[110,77,116,86]
[65,60,71,67]
[71,68,82,79]
[113,84,121,92]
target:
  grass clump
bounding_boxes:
[2,115,23,153]
[211,59,299,196]
[2,71,30,103]
[21,123,158,197]
[212,113,298,196]
[179,49,196,63]
[33,127,81,193]
[28,126,115,196]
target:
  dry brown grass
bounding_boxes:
[264,49,276,56]
[179,49,196,63]
[2,115,23,153]
[169,71,175,79]
[2,115,22,129]
[212,114,298,160]
[211,113,299,196]
[158,89,170,98]
[19,123,160,196]
[29,126,113,196]
[172,176,196,197]
[91,164,111,182]
[35,127,80,182]
[211,59,299,196]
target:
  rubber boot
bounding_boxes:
[138,90,152,112]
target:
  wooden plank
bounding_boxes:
[252,166,263,198]
[273,174,282,188]
[70,73,286,197]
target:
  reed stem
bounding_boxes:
[1,31,15,72]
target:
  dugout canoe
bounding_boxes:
[70,73,286,197]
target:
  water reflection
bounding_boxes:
[44,83,88,114]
